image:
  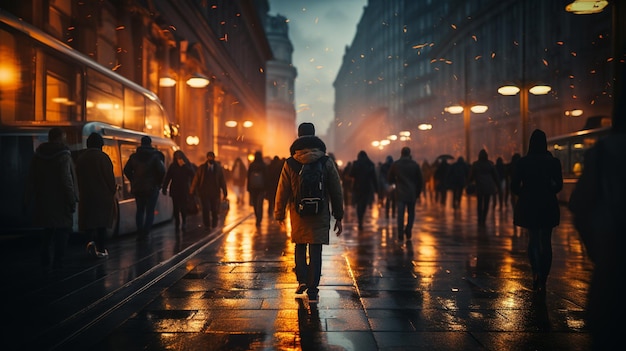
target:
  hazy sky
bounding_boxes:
[268,0,367,135]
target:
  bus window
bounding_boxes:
[44,53,82,122]
[120,142,138,200]
[0,27,35,124]
[87,68,123,126]
[145,100,164,138]
[124,89,145,132]
[102,143,122,178]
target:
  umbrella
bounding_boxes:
[436,154,455,161]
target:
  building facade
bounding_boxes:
[333,0,614,164]
[3,0,273,167]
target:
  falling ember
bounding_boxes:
[542,59,548,66]
[451,24,457,29]
[472,35,477,41]
[607,57,614,62]
[68,26,75,31]
[112,64,121,71]
[571,52,577,57]
[491,52,496,58]
[315,17,319,24]
[259,68,264,73]
[557,41,564,45]
[116,26,125,31]
[474,55,482,60]
[315,65,324,70]
[513,40,519,46]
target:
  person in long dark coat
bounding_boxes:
[511,129,563,296]
[162,150,195,231]
[349,150,378,230]
[76,133,116,257]
[26,127,78,269]
[387,147,423,241]
[247,151,269,226]
[446,156,469,210]
[190,151,228,230]
[468,149,499,225]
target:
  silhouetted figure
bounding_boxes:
[421,159,434,203]
[231,157,247,205]
[569,128,626,350]
[26,127,78,269]
[378,155,396,218]
[266,156,284,220]
[434,157,450,205]
[387,147,423,241]
[76,133,116,257]
[446,156,469,209]
[162,150,195,231]
[507,153,522,234]
[275,122,344,303]
[123,136,166,240]
[190,151,228,230]
[494,156,506,209]
[468,149,499,225]
[511,129,562,297]
[247,151,268,226]
[349,150,378,230]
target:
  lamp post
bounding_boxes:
[444,104,488,162]
[497,84,551,153]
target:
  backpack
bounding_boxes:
[287,156,328,216]
[249,170,265,189]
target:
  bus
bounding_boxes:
[548,118,612,204]
[0,10,178,236]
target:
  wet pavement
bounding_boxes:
[1,194,593,351]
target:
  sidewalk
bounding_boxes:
[5,196,594,350]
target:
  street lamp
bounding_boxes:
[444,104,488,162]
[498,83,551,153]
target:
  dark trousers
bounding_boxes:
[396,200,416,239]
[135,189,159,233]
[295,243,322,295]
[40,227,69,268]
[527,227,553,288]
[356,200,368,228]
[250,190,264,224]
[172,196,188,228]
[200,194,220,228]
[476,193,491,224]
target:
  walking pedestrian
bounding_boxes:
[123,136,166,240]
[248,151,268,226]
[190,151,228,230]
[511,129,563,297]
[387,147,423,241]
[568,127,626,351]
[76,132,116,258]
[379,155,396,218]
[162,150,195,232]
[446,156,469,210]
[468,149,499,226]
[26,127,78,269]
[494,157,506,210]
[267,155,284,220]
[434,157,450,205]
[349,150,378,230]
[274,122,344,303]
[231,157,247,205]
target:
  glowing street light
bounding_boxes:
[444,103,488,162]
[498,83,551,153]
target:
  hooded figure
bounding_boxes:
[511,129,563,296]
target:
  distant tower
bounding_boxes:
[265,14,297,158]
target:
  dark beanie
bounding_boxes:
[86,132,104,148]
[297,122,315,137]
[141,136,152,146]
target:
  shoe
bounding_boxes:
[96,249,109,258]
[86,241,97,257]
[307,293,318,303]
[295,283,307,294]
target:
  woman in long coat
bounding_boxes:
[76,133,116,257]
[162,150,195,231]
[511,129,563,296]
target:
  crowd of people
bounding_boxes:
[26,122,621,347]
